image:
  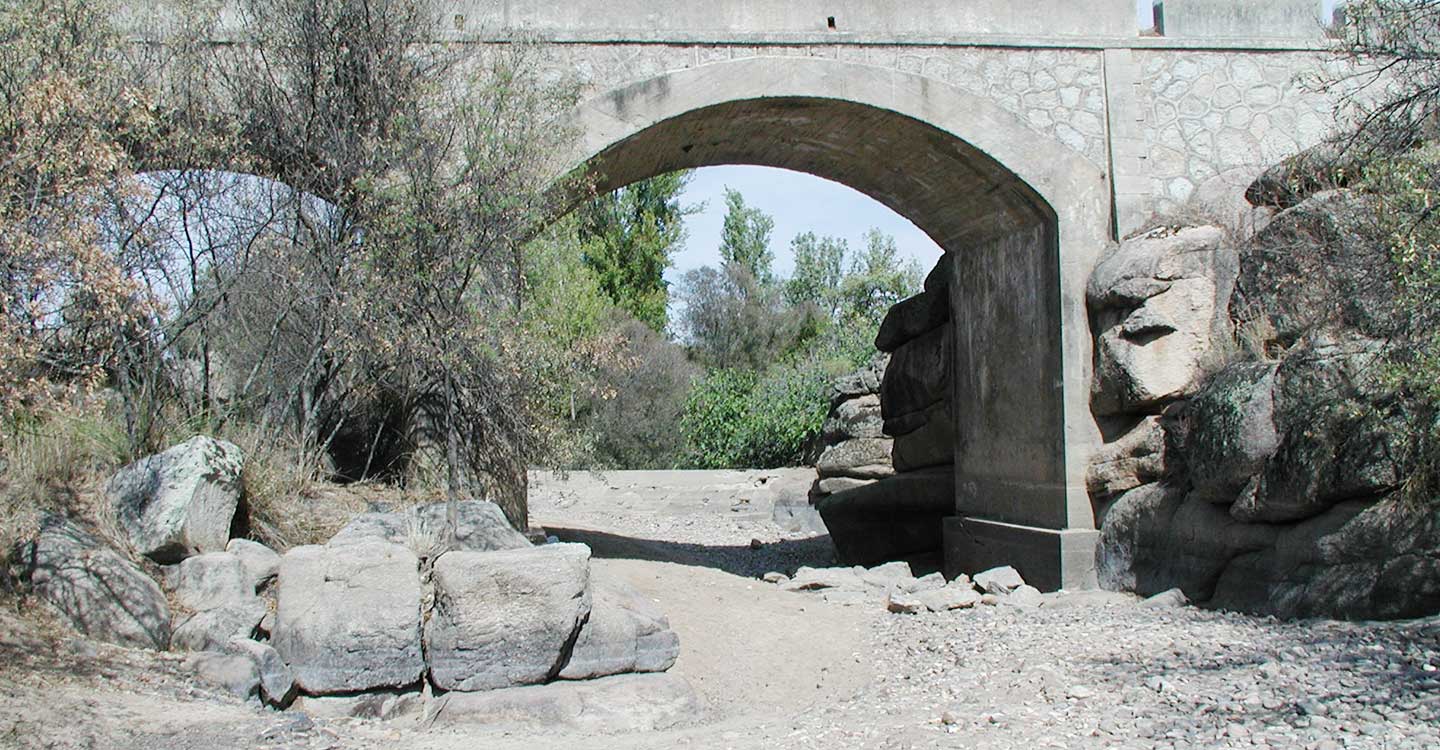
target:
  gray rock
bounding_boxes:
[885,590,924,614]
[1087,226,1229,415]
[902,572,947,594]
[1180,363,1282,505]
[973,566,1025,595]
[916,585,981,612]
[761,572,788,584]
[430,673,700,733]
[226,637,294,705]
[890,400,955,472]
[171,552,250,611]
[1003,585,1044,608]
[831,354,888,401]
[26,517,171,650]
[225,539,280,592]
[815,476,875,494]
[171,599,267,652]
[816,469,953,566]
[816,438,894,480]
[822,394,884,442]
[107,436,244,563]
[292,689,425,721]
[187,651,259,700]
[1086,415,1167,499]
[560,579,678,680]
[1140,588,1190,609]
[860,561,914,589]
[328,500,529,555]
[875,287,949,353]
[426,544,591,691]
[880,324,950,421]
[271,541,424,694]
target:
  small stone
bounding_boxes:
[749,538,763,550]
[886,591,924,614]
[761,572,788,584]
[1140,588,1189,609]
[980,594,1000,606]
[1002,585,1044,608]
[941,710,960,725]
[1067,685,1096,700]
[901,572,946,593]
[973,566,1025,595]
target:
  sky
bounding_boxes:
[664,165,945,287]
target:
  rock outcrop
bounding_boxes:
[107,436,244,563]
[1087,186,1436,620]
[817,265,958,566]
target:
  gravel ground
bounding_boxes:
[3,469,1437,749]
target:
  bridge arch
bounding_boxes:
[560,57,1109,588]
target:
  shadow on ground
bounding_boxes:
[542,526,838,579]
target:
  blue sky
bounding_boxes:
[665,165,944,286]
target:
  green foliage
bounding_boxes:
[577,171,695,331]
[786,232,847,319]
[719,188,775,282]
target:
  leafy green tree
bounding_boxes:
[719,188,775,283]
[786,231,847,318]
[577,171,694,331]
[841,229,924,325]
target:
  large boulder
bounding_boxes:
[25,517,171,650]
[821,394,884,442]
[328,499,529,555]
[1086,415,1167,499]
[1232,190,1397,349]
[880,324,950,421]
[816,437,894,480]
[226,637,295,706]
[1174,362,1281,504]
[875,287,949,353]
[817,468,954,566]
[559,579,679,680]
[1088,226,1232,415]
[107,436,244,563]
[171,598,267,652]
[426,544,591,691]
[891,400,955,473]
[1097,483,1278,601]
[270,541,424,694]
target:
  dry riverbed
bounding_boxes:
[3,469,1438,749]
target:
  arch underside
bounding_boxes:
[586,97,1053,250]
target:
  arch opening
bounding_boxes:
[566,76,1099,590]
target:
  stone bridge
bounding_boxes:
[122,0,1351,590]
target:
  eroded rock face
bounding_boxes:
[225,539,280,592]
[271,541,424,694]
[27,517,171,650]
[816,438,894,480]
[822,394,884,442]
[880,324,951,421]
[430,672,700,733]
[875,286,949,353]
[170,552,251,611]
[425,544,591,692]
[107,436,244,563]
[559,579,678,680]
[1088,226,1231,416]
[1086,416,1166,499]
[171,599,267,652]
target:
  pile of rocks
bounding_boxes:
[24,435,690,727]
[814,264,957,566]
[763,561,1049,614]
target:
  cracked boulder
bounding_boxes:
[107,436,244,563]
